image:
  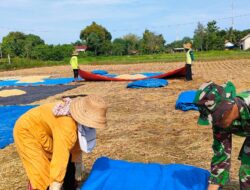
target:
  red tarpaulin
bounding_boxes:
[79,66,186,81]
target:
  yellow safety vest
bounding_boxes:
[186,49,192,65]
[70,56,78,69]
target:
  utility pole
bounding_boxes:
[231,0,234,29]
[8,54,11,64]
[176,25,180,41]
[0,45,2,59]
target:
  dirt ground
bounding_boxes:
[1,59,250,190]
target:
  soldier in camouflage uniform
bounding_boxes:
[194,81,250,190]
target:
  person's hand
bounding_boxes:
[75,162,85,181]
[49,182,62,190]
[221,104,239,128]
[207,184,220,190]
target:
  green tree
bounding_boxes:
[30,44,73,61]
[204,20,224,50]
[140,29,165,54]
[224,27,235,43]
[193,22,206,51]
[73,40,85,46]
[112,38,127,55]
[122,33,140,54]
[100,41,112,56]
[30,44,52,60]
[58,44,74,58]
[86,32,101,55]
[166,40,183,50]
[165,37,191,52]
[23,34,44,58]
[80,22,112,55]
[2,31,26,57]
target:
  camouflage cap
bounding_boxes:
[193,81,236,126]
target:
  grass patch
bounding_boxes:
[0,50,250,71]
[0,57,65,71]
[78,50,250,65]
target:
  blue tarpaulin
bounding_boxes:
[91,70,108,75]
[102,74,118,78]
[0,77,74,87]
[140,72,164,77]
[127,79,168,88]
[175,90,198,111]
[81,157,210,190]
[0,105,37,148]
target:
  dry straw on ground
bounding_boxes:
[0,89,26,97]
[0,75,50,83]
[0,59,250,190]
[115,73,146,79]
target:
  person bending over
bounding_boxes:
[194,81,250,190]
[14,95,108,190]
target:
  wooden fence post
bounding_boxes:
[8,54,11,64]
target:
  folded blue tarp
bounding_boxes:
[140,72,164,77]
[0,105,37,148]
[102,74,117,78]
[81,157,210,190]
[127,79,168,88]
[0,77,74,87]
[91,70,108,75]
[175,90,198,111]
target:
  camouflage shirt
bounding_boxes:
[220,91,250,136]
[194,82,250,187]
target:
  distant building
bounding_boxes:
[128,50,138,55]
[240,33,250,50]
[224,41,235,50]
[172,48,185,53]
[75,45,87,52]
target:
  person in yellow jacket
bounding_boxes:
[70,51,79,82]
[14,95,108,190]
[183,42,194,81]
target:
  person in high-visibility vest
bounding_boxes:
[183,42,194,81]
[70,51,79,82]
[14,95,108,190]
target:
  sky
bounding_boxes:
[0,0,250,45]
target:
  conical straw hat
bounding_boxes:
[183,42,192,49]
[70,95,108,128]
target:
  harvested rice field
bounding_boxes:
[1,59,250,190]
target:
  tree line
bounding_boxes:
[167,21,250,51]
[0,20,249,61]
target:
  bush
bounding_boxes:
[30,44,74,61]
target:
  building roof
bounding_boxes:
[241,33,250,41]
[173,47,184,50]
[225,42,234,47]
[75,45,87,50]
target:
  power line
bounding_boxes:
[0,13,250,34]
[165,13,250,28]
[232,0,235,29]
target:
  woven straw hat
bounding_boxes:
[183,42,192,49]
[70,95,108,128]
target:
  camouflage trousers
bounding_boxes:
[239,137,250,190]
[209,129,250,190]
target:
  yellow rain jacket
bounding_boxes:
[14,103,81,190]
[70,56,78,69]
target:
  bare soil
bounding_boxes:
[1,59,250,190]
